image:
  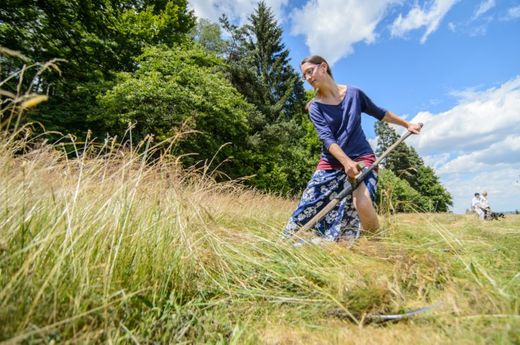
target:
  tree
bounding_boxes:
[97,44,255,179]
[96,44,319,192]
[0,0,195,136]
[377,169,433,213]
[2,1,320,195]
[191,18,228,56]
[221,1,305,122]
[414,166,453,212]
[216,2,317,194]
[244,1,305,121]
[375,121,422,184]
[375,121,452,212]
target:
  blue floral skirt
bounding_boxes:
[283,169,378,241]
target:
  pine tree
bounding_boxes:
[219,2,316,194]
[245,1,305,120]
[221,1,305,122]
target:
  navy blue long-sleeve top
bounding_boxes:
[308,86,387,165]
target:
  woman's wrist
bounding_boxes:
[340,157,355,168]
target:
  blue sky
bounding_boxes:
[188,0,520,213]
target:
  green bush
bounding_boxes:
[96,44,256,179]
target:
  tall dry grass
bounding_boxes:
[1,49,519,344]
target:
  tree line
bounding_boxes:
[0,0,451,211]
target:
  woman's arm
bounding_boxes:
[382,111,422,134]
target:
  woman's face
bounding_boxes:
[301,62,325,87]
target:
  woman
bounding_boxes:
[283,55,421,241]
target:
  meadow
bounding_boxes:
[1,130,519,345]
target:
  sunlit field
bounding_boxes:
[1,130,519,344]
[1,55,519,343]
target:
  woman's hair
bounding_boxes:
[301,55,333,78]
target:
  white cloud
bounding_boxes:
[505,5,520,20]
[422,152,452,171]
[409,76,520,155]
[407,76,520,213]
[188,0,289,25]
[290,0,398,65]
[437,136,520,174]
[473,0,495,19]
[448,22,456,32]
[390,0,459,43]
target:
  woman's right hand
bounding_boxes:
[344,159,360,179]
[327,143,360,179]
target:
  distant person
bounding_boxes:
[480,192,489,207]
[471,192,485,220]
[480,191,492,219]
[283,55,421,241]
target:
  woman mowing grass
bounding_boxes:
[283,55,422,241]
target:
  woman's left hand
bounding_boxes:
[407,122,422,134]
